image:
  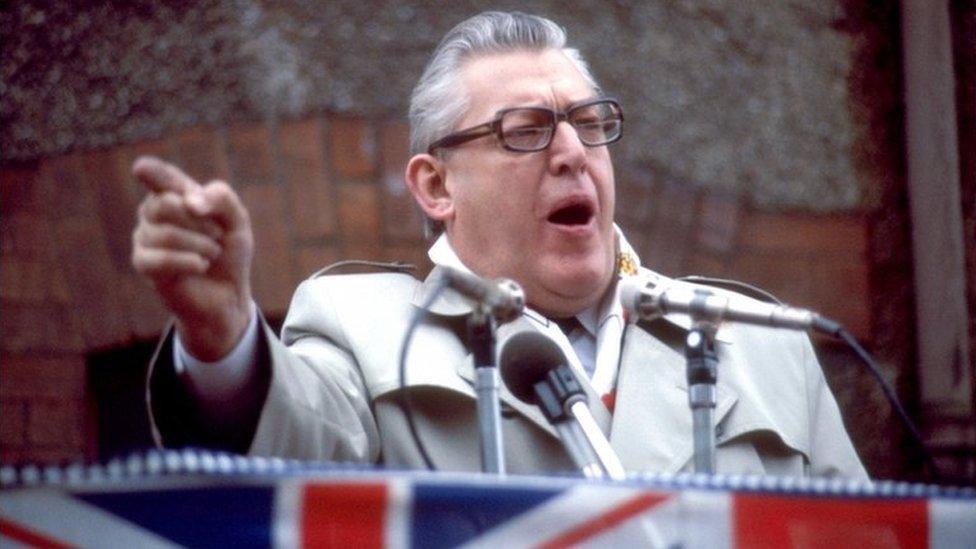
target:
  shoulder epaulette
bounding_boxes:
[677,275,783,305]
[310,260,417,279]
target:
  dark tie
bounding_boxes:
[551,316,596,378]
[553,316,583,337]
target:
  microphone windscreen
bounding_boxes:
[498,330,568,402]
[617,277,644,316]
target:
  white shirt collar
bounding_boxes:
[427,232,473,274]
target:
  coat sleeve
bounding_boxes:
[246,277,381,462]
[147,278,382,463]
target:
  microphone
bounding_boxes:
[499,331,626,480]
[438,266,526,322]
[619,277,841,335]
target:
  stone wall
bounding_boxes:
[3,0,869,210]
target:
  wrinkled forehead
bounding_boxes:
[457,49,597,126]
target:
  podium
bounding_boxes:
[2,450,973,548]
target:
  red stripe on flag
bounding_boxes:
[301,482,388,549]
[535,492,671,549]
[734,494,928,549]
[0,518,74,549]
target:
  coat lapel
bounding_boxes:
[609,320,738,473]
[456,315,560,438]
[411,267,559,439]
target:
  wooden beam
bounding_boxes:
[901,0,972,416]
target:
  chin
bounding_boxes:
[532,257,613,312]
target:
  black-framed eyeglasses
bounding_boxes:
[427,97,624,154]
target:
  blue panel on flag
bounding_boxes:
[76,486,274,547]
[411,483,560,548]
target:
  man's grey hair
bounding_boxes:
[408,11,601,237]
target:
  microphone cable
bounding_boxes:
[397,276,449,471]
[831,326,944,483]
[666,277,946,483]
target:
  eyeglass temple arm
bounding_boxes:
[428,124,495,154]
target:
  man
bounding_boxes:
[132,11,867,477]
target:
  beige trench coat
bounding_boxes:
[147,266,868,479]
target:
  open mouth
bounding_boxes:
[547,202,595,226]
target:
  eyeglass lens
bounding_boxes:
[499,101,621,151]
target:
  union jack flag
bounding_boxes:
[2,470,974,548]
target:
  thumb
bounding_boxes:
[187,181,250,232]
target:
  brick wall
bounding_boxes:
[1,111,882,468]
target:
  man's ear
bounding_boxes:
[405,154,454,222]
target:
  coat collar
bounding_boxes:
[410,265,475,317]
[412,265,734,340]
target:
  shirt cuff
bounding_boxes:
[172,302,260,400]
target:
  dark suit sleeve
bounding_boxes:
[145,322,272,454]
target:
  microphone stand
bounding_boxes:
[535,366,626,480]
[533,373,604,478]
[685,320,719,474]
[468,306,505,474]
[567,399,626,480]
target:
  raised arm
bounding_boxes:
[131,156,254,361]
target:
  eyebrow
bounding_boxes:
[496,95,603,112]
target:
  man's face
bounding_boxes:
[440,49,617,317]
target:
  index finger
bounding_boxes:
[132,156,201,195]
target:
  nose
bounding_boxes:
[547,120,587,176]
